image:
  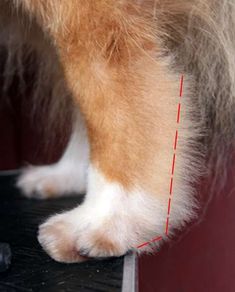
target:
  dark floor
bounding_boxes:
[0,174,124,292]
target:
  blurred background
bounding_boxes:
[0,49,67,171]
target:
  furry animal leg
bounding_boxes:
[16,0,199,261]
[37,44,196,263]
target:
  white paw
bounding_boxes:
[37,166,169,262]
[38,215,87,263]
[17,164,86,199]
[38,209,130,263]
[37,188,164,263]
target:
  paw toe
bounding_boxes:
[77,231,126,258]
[38,220,87,263]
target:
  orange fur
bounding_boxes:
[18,0,181,196]
[6,0,234,262]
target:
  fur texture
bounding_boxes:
[1,0,234,262]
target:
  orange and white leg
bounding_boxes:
[17,112,89,199]
[17,0,198,261]
[37,62,197,262]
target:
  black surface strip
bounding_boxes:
[0,174,123,292]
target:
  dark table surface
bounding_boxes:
[0,173,125,292]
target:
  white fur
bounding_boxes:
[17,112,89,198]
[38,165,168,261]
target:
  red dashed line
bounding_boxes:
[177,103,181,123]
[165,217,170,235]
[167,198,172,215]
[169,177,174,195]
[174,130,178,150]
[171,153,176,175]
[137,242,150,249]
[137,236,163,249]
[180,75,184,97]
[151,236,163,243]
[137,75,184,249]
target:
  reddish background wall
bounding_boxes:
[0,86,65,170]
[139,162,235,292]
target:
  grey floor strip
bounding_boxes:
[0,169,20,176]
[122,252,138,292]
